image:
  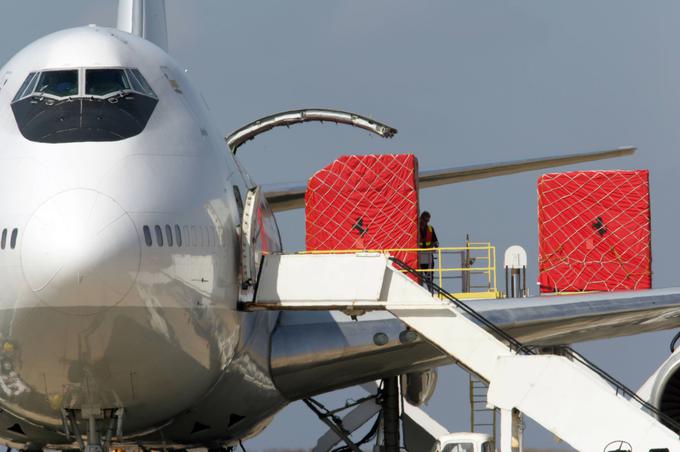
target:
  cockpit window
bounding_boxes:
[12,67,158,143]
[36,70,78,97]
[85,69,129,96]
[127,69,156,97]
[13,72,38,101]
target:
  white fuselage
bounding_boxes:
[0,26,284,445]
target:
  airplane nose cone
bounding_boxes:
[21,189,141,314]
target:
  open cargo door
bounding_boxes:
[241,186,262,294]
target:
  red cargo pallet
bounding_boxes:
[538,170,651,293]
[305,154,420,270]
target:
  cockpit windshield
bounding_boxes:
[14,67,157,101]
[83,68,157,98]
[11,67,158,143]
[37,70,78,97]
[85,69,129,96]
[13,70,79,101]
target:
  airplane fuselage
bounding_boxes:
[0,26,285,446]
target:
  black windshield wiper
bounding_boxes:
[106,89,132,100]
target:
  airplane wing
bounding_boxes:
[263,146,635,212]
[469,288,680,345]
[269,287,680,399]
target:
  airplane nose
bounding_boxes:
[21,189,141,314]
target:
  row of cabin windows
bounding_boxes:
[143,224,219,248]
[0,229,18,250]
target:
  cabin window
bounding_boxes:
[165,224,173,247]
[9,229,18,249]
[154,225,163,247]
[143,225,152,247]
[175,225,182,247]
[0,229,6,250]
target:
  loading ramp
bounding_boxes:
[245,253,680,451]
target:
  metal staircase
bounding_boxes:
[247,252,680,451]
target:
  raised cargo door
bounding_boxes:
[240,186,262,297]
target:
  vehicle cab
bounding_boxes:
[433,432,494,452]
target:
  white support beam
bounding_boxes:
[499,408,513,452]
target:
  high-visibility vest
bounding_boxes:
[420,225,434,247]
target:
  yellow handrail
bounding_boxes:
[299,243,500,299]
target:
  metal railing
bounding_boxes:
[389,256,528,353]
[388,256,680,436]
[302,243,499,299]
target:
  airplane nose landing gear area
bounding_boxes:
[21,189,141,315]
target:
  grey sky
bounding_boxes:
[2,1,679,450]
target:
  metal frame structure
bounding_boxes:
[301,243,500,299]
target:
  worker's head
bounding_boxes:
[420,211,431,227]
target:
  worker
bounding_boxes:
[418,211,439,292]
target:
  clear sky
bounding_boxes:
[2,1,680,450]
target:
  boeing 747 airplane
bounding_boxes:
[0,1,679,451]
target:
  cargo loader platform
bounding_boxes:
[243,252,680,452]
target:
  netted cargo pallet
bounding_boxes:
[306,154,420,270]
[538,170,651,293]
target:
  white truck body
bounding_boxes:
[433,432,494,452]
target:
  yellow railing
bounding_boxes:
[301,242,500,299]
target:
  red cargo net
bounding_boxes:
[538,170,651,293]
[305,154,419,270]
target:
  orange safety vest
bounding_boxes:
[420,225,434,247]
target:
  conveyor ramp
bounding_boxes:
[247,253,680,451]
